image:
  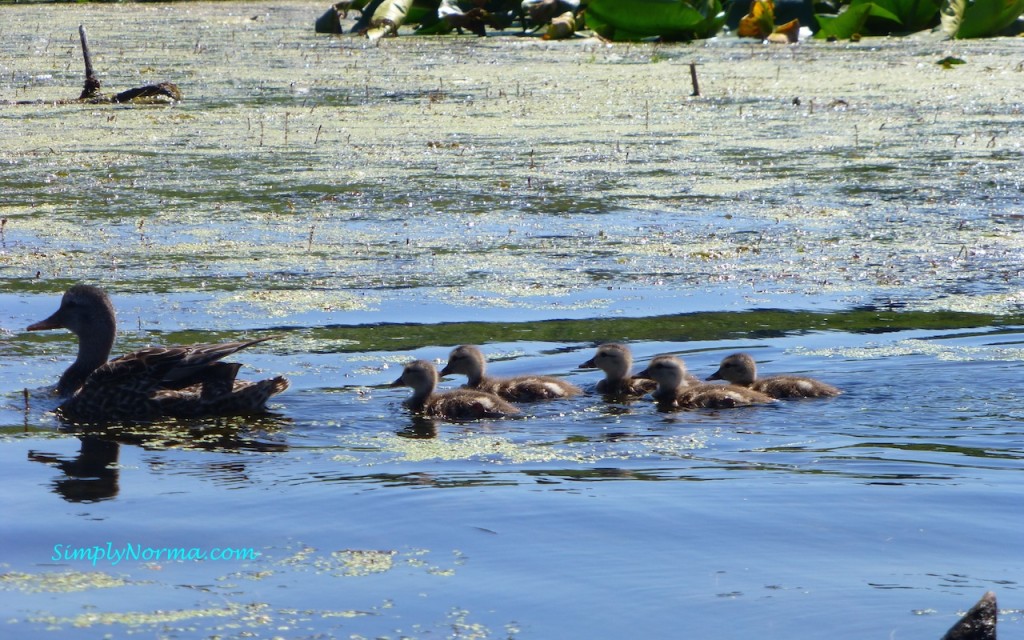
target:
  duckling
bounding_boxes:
[578,343,658,397]
[26,284,288,422]
[636,354,774,410]
[707,352,841,399]
[390,359,520,421]
[439,344,581,402]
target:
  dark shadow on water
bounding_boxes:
[27,414,292,502]
[29,436,120,502]
[396,417,440,439]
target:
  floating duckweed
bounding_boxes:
[794,338,1024,362]
[329,549,397,577]
[214,289,374,316]
[270,544,457,579]
[645,433,711,455]
[30,603,245,629]
[447,608,491,640]
[916,291,1024,316]
[344,433,605,464]
[0,570,128,593]
[277,546,317,567]
[321,609,376,618]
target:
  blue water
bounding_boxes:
[2,324,1022,638]
[2,2,1023,637]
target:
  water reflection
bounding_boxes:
[28,436,120,502]
[396,417,440,439]
[26,415,292,501]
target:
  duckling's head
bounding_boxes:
[390,360,440,395]
[27,284,116,339]
[707,353,757,385]
[636,354,691,391]
[439,345,486,379]
[579,343,632,378]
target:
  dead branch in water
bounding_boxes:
[8,25,181,106]
[78,24,101,100]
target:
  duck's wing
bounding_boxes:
[98,337,276,391]
[155,376,290,417]
[57,338,280,422]
[753,375,841,399]
[676,383,775,409]
[494,376,582,402]
[427,389,520,420]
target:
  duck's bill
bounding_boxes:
[26,314,62,331]
[706,372,723,381]
[579,357,596,368]
[388,376,405,388]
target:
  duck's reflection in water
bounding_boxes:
[28,414,291,502]
[396,416,440,439]
[29,436,120,502]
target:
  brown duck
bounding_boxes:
[390,359,520,421]
[707,352,841,399]
[27,284,289,422]
[579,343,658,397]
[636,354,775,410]
[440,344,581,402]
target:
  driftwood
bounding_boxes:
[78,25,102,100]
[942,591,998,640]
[77,25,182,104]
[9,25,181,105]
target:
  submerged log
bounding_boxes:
[942,591,997,640]
[112,82,183,104]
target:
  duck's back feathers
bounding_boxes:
[154,376,291,419]
[665,383,774,409]
[477,375,581,402]
[422,388,519,421]
[707,352,841,399]
[750,376,841,399]
[596,376,658,397]
[56,338,288,422]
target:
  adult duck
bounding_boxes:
[26,284,289,422]
[636,354,774,410]
[390,359,520,421]
[707,352,841,399]
[439,344,581,402]
[578,343,658,397]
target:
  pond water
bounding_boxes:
[1,2,1023,638]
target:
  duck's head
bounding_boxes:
[390,360,439,395]
[579,343,632,378]
[636,354,690,391]
[707,353,757,385]
[439,345,485,379]
[26,284,118,396]
[27,284,116,339]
